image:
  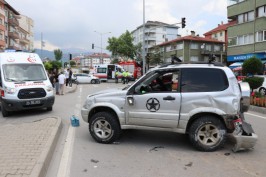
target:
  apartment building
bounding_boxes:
[153,31,225,63]
[0,1,34,51]
[227,0,266,64]
[132,21,179,53]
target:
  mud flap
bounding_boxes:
[232,120,258,152]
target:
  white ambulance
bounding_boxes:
[0,51,55,117]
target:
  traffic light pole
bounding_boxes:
[142,0,146,75]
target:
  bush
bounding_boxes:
[243,76,264,91]
[242,57,263,75]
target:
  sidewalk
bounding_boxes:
[0,85,77,177]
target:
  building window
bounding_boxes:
[238,11,254,24]
[214,45,221,51]
[205,44,211,51]
[176,43,183,50]
[257,6,266,17]
[220,32,223,37]
[190,56,199,62]
[228,37,237,46]
[256,30,266,42]
[190,43,198,49]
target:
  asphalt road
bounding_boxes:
[1,83,265,177]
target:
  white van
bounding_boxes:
[0,51,55,117]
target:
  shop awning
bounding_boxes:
[229,62,243,69]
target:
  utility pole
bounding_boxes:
[142,0,146,74]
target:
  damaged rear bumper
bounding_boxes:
[231,119,258,152]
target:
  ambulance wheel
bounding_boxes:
[1,105,9,117]
[47,106,53,111]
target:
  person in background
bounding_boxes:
[68,68,73,87]
[125,70,130,84]
[65,68,69,86]
[54,71,60,95]
[122,70,127,84]
[115,70,119,84]
[58,71,66,95]
[49,72,55,88]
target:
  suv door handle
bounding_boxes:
[163,96,175,100]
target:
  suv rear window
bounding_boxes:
[181,68,228,92]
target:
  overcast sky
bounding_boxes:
[7,0,228,52]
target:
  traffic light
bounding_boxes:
[69,53,72,60]
[92,43,94,49]
[181,17,186,28]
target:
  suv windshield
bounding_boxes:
[3,64,47,82]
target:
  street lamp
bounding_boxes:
[94,31,111,64]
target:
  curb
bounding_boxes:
[249,105,266,114]
[29,117,62,177]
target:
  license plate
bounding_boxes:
[25,100,41,105]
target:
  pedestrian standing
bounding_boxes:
[122,70,127,84]
[58,71,66,95]
[55,71,60,95]
[68,68,73,87]
[65,69,69,86]
[49,72,55,88]
[125,70,130,84]
[115,71,119,83]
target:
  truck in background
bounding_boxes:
[119,61,142,80]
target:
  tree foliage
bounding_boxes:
[54,49,63,61]
[70,60,76,67]
[243,77,264,91]
[107,30,141,59]
[242,57,263,75]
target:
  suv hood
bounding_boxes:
[89,88,127,98]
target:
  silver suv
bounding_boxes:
[81,62,257,152]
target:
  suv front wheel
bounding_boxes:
[189,116,226,152]
[89,112,121,144]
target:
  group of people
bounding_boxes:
[115,70,131,84]
[49,68,73,95]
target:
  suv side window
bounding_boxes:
[133,69,180,94]
[181,68,228,92]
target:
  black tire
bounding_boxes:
[89,112,121,144]
[259,87,266,95]
[91,79,96,84]
[189,116,226,152]
[47,106,53,111]
[1,105,9,117]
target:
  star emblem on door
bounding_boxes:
[146,98,160,112]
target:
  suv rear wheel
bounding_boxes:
[89,112,121,144]
[189,116,226,152]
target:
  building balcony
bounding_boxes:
[8,44,20,50]
[8,18,19,27]
[19,38,29,44]
[0,24,5,31]
[0,39,5,48]
[8,31,20,39]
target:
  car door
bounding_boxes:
[125,69,181,128]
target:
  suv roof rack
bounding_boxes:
[158,61,224,68]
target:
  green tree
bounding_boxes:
[242,57,264,92]
[54,49,63,61]
[242,57,263,75]
[70,60,76,67]
[111,58,119,64]
[44,62,53,71]
[107,30,141,59]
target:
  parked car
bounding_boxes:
[81,61,257,152]
[255,75,266,95]
[72,73,100,84]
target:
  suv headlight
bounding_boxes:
[83,99,93,109]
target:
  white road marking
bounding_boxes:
[246,112,266,120]
[57,86,83,177]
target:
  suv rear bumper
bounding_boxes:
[1,96,55,111]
